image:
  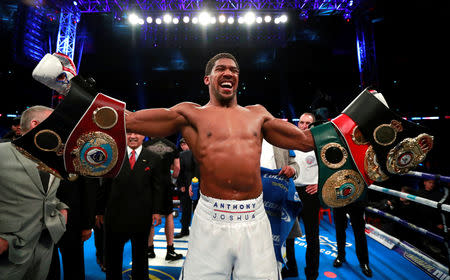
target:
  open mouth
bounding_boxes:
[220,81,233,91]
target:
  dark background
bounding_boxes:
[1,0,448,173]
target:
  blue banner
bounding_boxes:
[261,167,303,263]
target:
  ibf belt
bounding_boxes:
[342,88,433,176]
[311,122,366,208]
[64,93,126,178]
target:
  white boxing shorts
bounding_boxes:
[180,193,280,280]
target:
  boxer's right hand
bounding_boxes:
[32,53,77,95]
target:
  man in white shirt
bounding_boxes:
[286,112,321,280]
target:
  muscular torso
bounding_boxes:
[178,104,266,200]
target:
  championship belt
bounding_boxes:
[12,76,126,180]
[343,88,433,177]
[311,122,366,208]
[331,113,374,185]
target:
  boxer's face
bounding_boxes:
[204,58,239,103]
[127,133,145,149]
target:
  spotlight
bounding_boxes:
[219,15,226,23]
[138,18,144,25]
[279,14,288,23]
[183,16,190,23]
[128,13,139,25]
[238,17,245,24]
[274,17,280,24]
[227,17,234,24]
[210,17,216,24]
[155,18,162,24]
[256,16,262,23]
[244,12,256,25]
[173,17,179,24]
[199,11,210,25]
[264,15,271,23]
[146,16,153,23]
[192,17,199,24]
[163,14,172,24]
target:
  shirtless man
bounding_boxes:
[125,53,315,279]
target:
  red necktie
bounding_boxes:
[129,150,136,170]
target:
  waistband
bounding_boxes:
[196,192,267,223]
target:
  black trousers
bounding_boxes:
[179,191,192,233]
[46,226,86,280]
[105,228,150,280]
[333,203,369,265]
[94,224,105,265]
[298,188,320,280]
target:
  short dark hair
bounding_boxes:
[205,53,239,76]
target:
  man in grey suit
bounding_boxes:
[0,105,68,280]
[260,138,302,275]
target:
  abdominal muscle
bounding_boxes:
[194,141,263,201]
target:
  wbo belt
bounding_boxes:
[343,88,433,177]
[13,76,126,180]
[311,122,366,208]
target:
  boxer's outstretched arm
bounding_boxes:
[126,104,189,137]
[256,106,315,152]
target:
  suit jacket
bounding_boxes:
[99,148,164,233]
[176,150,197,189]
[56,177,98,231]
[272,145,302,238]
[0,142,67,264]
[272,146,300,176]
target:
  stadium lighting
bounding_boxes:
[146,16,152,23]
[244,12,256,25]
[279,14,288,23]
[183,16,190,23]
[264,15,271,23]
[163,14,172,24]
[128,13,139,25]
[227,16,234,24]
[219,15,226,23]
[138,18,144,25]
[173,17,179,24]
[274,17,280,24]
[199,11,210,25]
[155,18,162,24]
[256,16,263,23]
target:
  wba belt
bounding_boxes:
[311,122,366,208]
[343,88,433,177]
[13,76,126,180]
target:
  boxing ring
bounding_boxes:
[362,170,450,280]
[77,171,449,280]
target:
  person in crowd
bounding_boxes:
[290,112,321,280]
[175,138,197,238]
[46,177,98,280]
[145,137,183,261]
[0,116,21,142]
[97,132,164,279]
[333,200,372,277]
[260,137,301,278]
[0,105,67,280]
